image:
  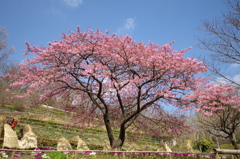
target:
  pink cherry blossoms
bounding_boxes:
[6,27,240,116]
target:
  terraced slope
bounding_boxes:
[0,106,158,151]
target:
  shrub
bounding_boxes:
[194,139,213,152]
[37,137,58,147]
[219,144,234,149]
[235,133,240,144]
[87,143,103,150]
[45,152,67,159]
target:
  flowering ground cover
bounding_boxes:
[0,148,215,159]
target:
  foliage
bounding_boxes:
[195,102,240,149]
[0,138,3,149]
[37,137,58,147]
[1,106,17,111]
[7,150,216,159]
[236,134,240,144]
[44,152,68,159]
[194,139,213,152]
[219,144,235,149]
[87,143,103,150]
[0,151,8,158]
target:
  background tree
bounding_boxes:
[196,103,240,149]
[6,27,240,150]
[0,26,14,71]
[197,0,240,89]
[0,26,15,107]
[196,0,240,150]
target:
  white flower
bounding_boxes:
[0,152,8,158]
[89,152,96,155]
[41,153,50,158]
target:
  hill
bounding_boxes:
[0,105,158,151]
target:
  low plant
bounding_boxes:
[194,139,213,152]
[45,152,69,159]
[0,151,8,158]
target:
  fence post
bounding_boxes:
[231,154,238,159]
[122,151,125,159]
[169,153,172,159]
[74,151,78,159]
[215,152,219,159]
[197,153,200,159]
[10,150,15,159]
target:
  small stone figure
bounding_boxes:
[186,140,194,153]
[57,133,72,151]
[3,124,19,149]
[18,124,38,149]
[75,136,90,150]
[103,140,111,151]
[164,143,172,152]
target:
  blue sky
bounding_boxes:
[1,0,239,87]
[1,0,228,63]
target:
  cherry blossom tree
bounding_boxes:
[6,27,240,150]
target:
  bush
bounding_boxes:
[194,139,213,152]
[37,137,58,147]
[45,152,67,159]
[87,143,103,150]
[235,133,240,144]
[219,144,234,149]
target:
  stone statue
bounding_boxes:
[156,143,165,152]
[103,140,111,151]
[57,133,72,151]
[18,124,38,149]
[75,136,89,150]
[186,140,194,153]
[164,142,172,152]
[172,139,177,146]
[2,124,19,149]
[126,143,137,151]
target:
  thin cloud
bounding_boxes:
[233,74,240,84]
[49,6,66,18]
[63,0,83,7]
[216,74,240,86]
[117,17,137,35]
[230,63,240,68]
[215,77,229,85]
[124,18,136,30]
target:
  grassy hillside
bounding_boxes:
[1,105,238,151]
[0,105,159,151]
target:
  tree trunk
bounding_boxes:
[103,113,126,150]
[111,124,126,150]
[229,134,239,150]
[111,138,124,151]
